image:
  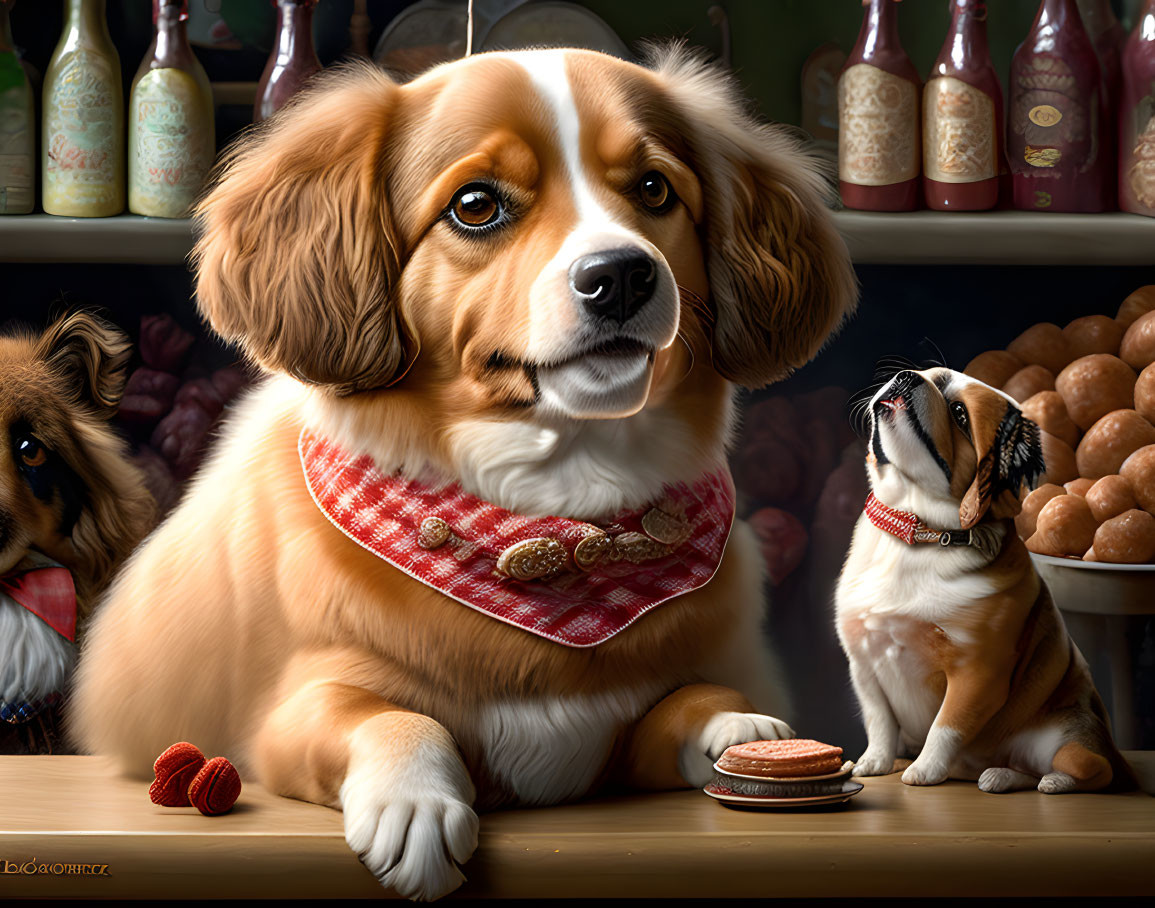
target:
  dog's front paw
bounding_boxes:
[852,749,897,777]
[341,741,478,904]
[342,781,478,901]
[901,756,949,786]
[679,711,795,788]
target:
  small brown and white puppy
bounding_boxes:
[0,312,153,726]
[72,48,855,899]
[836,367,1130,795]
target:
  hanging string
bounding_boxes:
[466,0,475,56]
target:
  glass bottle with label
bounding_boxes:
[42,0,124,217]
[1120,0,1155,216]
[1008,0,1106,212]
[838,0,921,211]
[0,0,33,214]
[129,0,214,218]
[254,0,321,124]
[923,0,1002,211]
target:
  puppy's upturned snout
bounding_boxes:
[569,248,657,326]
[886,370,921,395]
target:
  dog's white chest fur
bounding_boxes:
[467,685,663,806]
[836,518,995,746]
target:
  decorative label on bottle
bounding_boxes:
[1014,59,1094,171]
[924,77,996,183]
[838,63,919,186]
[129,68,211,217]
[43,48,120,212]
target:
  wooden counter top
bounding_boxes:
[1,755,1151,899]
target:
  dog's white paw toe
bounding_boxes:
[977,767,1037,793]
[1038,771,1077,794]
[901,758,948,786]
[679,711,795,787]
[343,786,478,901]
[852,750,895,777]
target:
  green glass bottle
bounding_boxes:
[0,0,34,214]
[42,0,124,217]
[128,0,214,218]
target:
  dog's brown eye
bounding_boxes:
[638,172,674,213]
[452,187,500,227]
[18,436,47,468]
[950,401,970,434]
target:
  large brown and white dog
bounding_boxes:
[1,312,153,742]
[72,48,855,899]
[836,367,1131,795]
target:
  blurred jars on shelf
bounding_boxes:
[838,0,921,211]
[1120,0,1155,217]
[923,0,1003,211]
[1007,0,1107,212]
[42,0,124,217]
[128,0,215,218]
[0,0,33,214]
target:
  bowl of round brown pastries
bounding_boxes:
[965,285,1155,568]
[703,739,864,809]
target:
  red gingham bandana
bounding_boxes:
[300,429,736,648]
[0,558,77,642]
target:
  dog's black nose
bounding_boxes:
[569,249,657,325]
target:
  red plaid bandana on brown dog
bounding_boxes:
[300,430,736,647]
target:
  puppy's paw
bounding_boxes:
[901,756,949,786]
[679,711,795,788]
[851,749,896,777]
[977,767,1037,793]
[342,780,478,901]
[1038,771,1077,794]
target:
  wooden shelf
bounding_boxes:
[0,754,1151,899]
[0,214,192,266]
[3,211,1155,267]
[835,210,1155,266]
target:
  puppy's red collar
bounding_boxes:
[299,429,736,648]
[864,493,974,548]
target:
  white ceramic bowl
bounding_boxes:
[1030,554,1155,616]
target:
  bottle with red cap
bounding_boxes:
[1120,0,1155,216]
[1007,0,1107,212]
[0,0,34,214]
[838,0,921,211]
[254,0,322,124]
[923,0,1003,211]
[128,0,215,218]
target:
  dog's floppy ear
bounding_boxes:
[35,311,131,419]
[192,64,411,396]
[959,398,1045,529]
[647,46,857,388]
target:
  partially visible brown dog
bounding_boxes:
[0,312,153,747]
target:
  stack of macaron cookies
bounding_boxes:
[704,739,861,807]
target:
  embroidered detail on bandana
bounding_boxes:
[299,429,736,648]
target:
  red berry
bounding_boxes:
[149,742,206,807]
[187,756,242,816]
